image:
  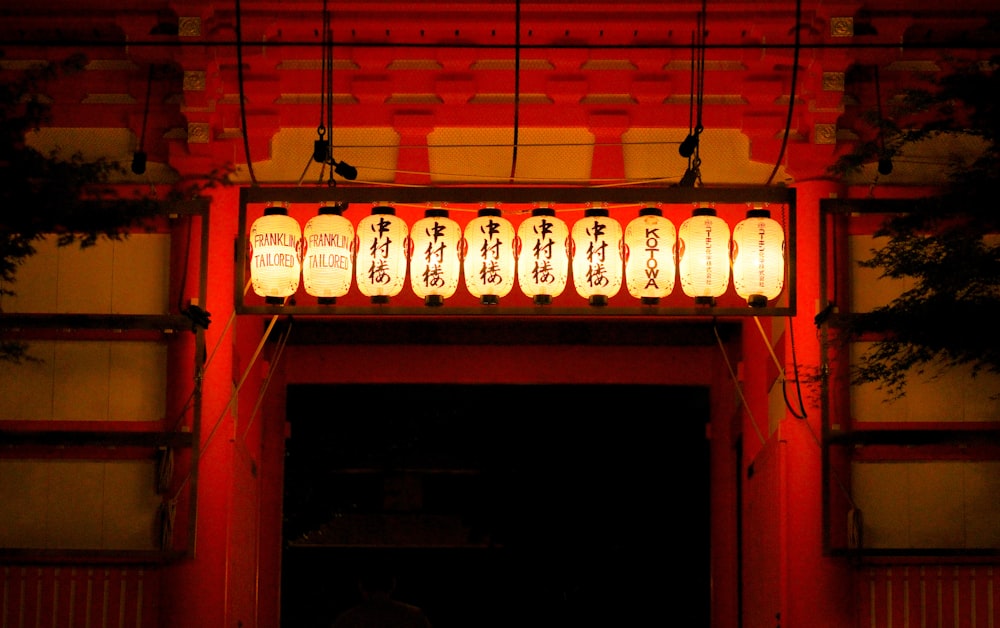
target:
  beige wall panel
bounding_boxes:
[964,462,1000,548]
[0,237,59,312]
[111,235,171,314]
[853,461,1000,550]
[0,461,50,547]
[44,461,105,549]
[848,235,913,312]
[852,462,910,548]
[52,341,111,421]
[108,342,167,422]
[56,241,114,313]
[907,463,965,548]
[0,341,56,420]
[101,462,160,550]
[851,342,1000,422]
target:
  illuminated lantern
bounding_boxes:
[463,205,516,305]
[355,205,408,304]
[624,206,676,304]
[571,206,623,306]
[302,204,354,303]
[732,208,785,307]
[409,208,461,306]
[516,206,569,305]
[678,207,731,304]
[249,204,301,303]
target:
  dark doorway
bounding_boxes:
[281,384,710,628]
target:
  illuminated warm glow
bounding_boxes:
[463,206,516,305]
[302,205,355,301]
[249,206,301,301]
[355,205,409,303]
[732,209,786,307]
[678,207,731,302]
[624,207,676,303]
[571,207,623,305]
[409,208,462,306]
[516,207,569,305]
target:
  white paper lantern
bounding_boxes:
[409,208,462,306]
[463,206,516,305]
[732,208,785,307]
[355,205,408,304]
[678,207,731,304]
[624,207,676,304]
[571,207,623,306]
[249,205,301,303]
[302,204,355,303]
[516,207,569,305]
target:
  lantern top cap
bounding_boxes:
[478,207,502,217]
[531,207,555,217]
[584,207,609,217]
[746,208,771,219]
[319,203,346,216]
[264,206,289,216]
[639,206,663,217]
[425,208,449,218]
[372,205,396,216]
[692,207,717,217]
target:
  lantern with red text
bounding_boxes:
[624,207,676,304]
[355,205,408,304]
[463,206,516,305]
[732,208,785,307]
[516,207,569,305]
[249,205,301,303]
[409,208,461,306]
[571,207,623,306]
[302,204,355,303]
[678,207,730,304]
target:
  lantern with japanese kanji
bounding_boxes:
[732,208,785,307]
[409,208,462,306]
[516,207,569,305]
[355,205,408,304]
[463,206,516,305]
[678,207,730,304]
[571,207,623,306]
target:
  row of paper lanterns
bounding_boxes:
[248,204,786,307]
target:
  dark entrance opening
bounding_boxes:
[281,384,710,628]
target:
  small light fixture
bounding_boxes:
[732,207,785,307]
[302,203,355,304]
[516,205,569,305]
[571,205,623,306]
[678,206,730,305]
[355,204,408,304]
[249,204,301,304]
[410,206,461,307]
[463,205,516,305]
[624,206,676,304]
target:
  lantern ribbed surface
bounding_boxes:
[410,209,462,305]
[516,208,569,304]
[249,208,301,299]
[732,209,785,306]
[355,206,409,301]
[571,208,623,305]
[624,208,676,301]
[302,208,355,299]
[463,207,516,305]
[678,207,731,300]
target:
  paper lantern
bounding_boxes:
[678,207,731,304]
[732,208,785,307]
[249,205,301,303]
[302,204,355,303]
[463,206,516,305]
[571,207,623,306]
[516,207,569,305]
[409,208,462,306]
[355,205,408,304]
[624,207,676,304]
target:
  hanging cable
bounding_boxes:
[235,0,257,185]
[678,1,706,187]
[508,0,522,182]
[715,322,767,446]
[131,64,153,175]
[764,0,801,185]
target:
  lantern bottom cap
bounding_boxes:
[533,294,553,306]
[424,295,445,307]
[480,295,500,306]
[694,296,717,306]
[640,296,661,305]
[317,297,337,305]
[747,294,769,308]
[371,295,390,305]
[265,296,286,305]
[588,295,609,307]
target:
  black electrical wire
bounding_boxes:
[764,0,801,186]
[235,0,257,185]
[508,0,521,182]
